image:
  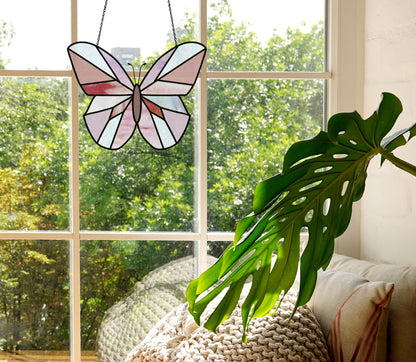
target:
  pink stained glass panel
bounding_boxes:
[138,105,163,149]
[143,98,163,118]
[111,102,136,149]
[85,109,112,140]
[69,43,115,79]
[140,48,176,90]
[162,109,190,141]
[110,98,134,119]
[143,95,186,114]
[141,82,192,96]
[82,81,132,95]
[159,43,205,77]
[99,49,133,89]
[160,51,205,84]
[69,52,114,84]
[87,95,130,114]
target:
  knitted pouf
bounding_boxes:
[97,256,217,362]
[125,289,330,362]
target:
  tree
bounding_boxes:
[0,78,70,230]
[0,240,69,350]
[205,4,324,231]
[0,20,13,69]
[0,0,325,351]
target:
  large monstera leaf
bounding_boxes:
[186,93,416,342]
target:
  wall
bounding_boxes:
[360,0,416,265]
[331,0,365,258]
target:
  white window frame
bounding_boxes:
[0,0,364,360]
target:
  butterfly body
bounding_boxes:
[68,41,206,150]
[132,84,142,123]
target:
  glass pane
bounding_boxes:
[0,77,70,231]
[0,240,70,357]
[80,240,194,360]
[79,81,198,231]
[207,0,325,71]
[208,240,230,258]
[0,1,70,70]
[207,79,325,231]
[79,0,198,60]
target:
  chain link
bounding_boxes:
[97,0,109,45]
[97,0,178,46]
[167,0,178,45]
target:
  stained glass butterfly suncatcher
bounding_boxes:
[68,41,206,150]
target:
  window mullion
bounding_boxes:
[70,0,81,361]
[207,71,331,79]
[70,78,81,362]
[195,0,208,276]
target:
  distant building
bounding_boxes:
[111,47,141,68]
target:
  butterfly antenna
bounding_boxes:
[128,63,137,84]
[139,63,147,82]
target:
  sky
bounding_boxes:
[0,0,324,70]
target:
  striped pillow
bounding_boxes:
[310,269,394,362]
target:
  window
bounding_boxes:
[0,0,347,359]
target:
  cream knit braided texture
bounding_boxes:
[97,256,217,362]
[125,288,330,362]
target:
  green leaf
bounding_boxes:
[234,213,256,243]
[375,92,403,143]
[186,93,416,340]
[380,122,416,165]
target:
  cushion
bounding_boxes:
[310,269,394,362]
[328,253,416,361]
[125,288,330,362]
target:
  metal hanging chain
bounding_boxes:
[97,0,109,45]
[167,0,178,45]
[97,0,178,46]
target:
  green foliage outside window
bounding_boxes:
[0,0,325,351]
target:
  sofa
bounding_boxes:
[324,254,416,361]
[98,254,416,361]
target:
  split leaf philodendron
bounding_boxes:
[186,92,416,342]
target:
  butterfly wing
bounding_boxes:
[139,95,189,149]
[68,41,136,149]
[83,95,136,149]
[138,42,206,150]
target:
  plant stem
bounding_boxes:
[380,149,416,177]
